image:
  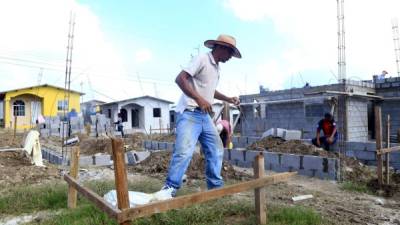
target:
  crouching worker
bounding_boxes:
[154,35,242,199]
[312,113,338,151]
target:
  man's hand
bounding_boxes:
[196,97,213,113]
[316,139,321,147]
[228,97,240,106]
[327,136,334,144]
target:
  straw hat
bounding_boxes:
[204,34,242,58]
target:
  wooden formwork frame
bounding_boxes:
[374,105,400,186]
[64,138,296,224]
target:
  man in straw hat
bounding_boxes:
[155,34,242,199]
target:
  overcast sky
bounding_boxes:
[0,0,399,104]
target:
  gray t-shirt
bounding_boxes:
[175,52,220,113]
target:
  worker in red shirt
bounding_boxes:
[312,113,338,151]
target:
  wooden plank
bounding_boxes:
[377,146,400,155]
[111,138,131,225]
[118,172,296,223]
[254,154,266,225]
[64,174,120,219]
[375,105,383,187]
[0,148,24,152]
[385,115,390,184]
[68,147,80,209]
[13,116,17,138]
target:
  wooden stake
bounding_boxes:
[385,115,390,184]
[13,116,17,138]
[64,174,121,219]
[68,146,80,208]
[119,172,295,223]
[111,138,131,225]
[374,105,383,187]
[254,153,267,224]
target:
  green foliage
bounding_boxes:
[341,181,372,194]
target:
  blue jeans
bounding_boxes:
[165,109,224,190]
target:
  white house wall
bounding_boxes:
[132,98,170,133]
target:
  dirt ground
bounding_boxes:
[149,133,176,142]
[0,151,60,187]
[247,136,337,158]
[0,129,25,148]
[246,171,400,225]
[128,151,250,180]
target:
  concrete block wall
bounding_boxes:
[142,140,338,180]
[42,148,140,166]
[232,137,400,170]
[346,98,369,142]
[223,149,338,180]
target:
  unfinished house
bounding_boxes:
[100,95,173,134]
[239,78,400,142]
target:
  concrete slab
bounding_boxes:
[94,155,112,166]
[353,150,376,161]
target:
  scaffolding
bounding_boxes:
[392,18,400,77]
[337,0,346,82]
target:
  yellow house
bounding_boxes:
[0,84,84,130]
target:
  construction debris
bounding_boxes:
[129,151,250,180]
[292,194,314,202]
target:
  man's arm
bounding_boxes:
[329,127,337,141]
[214,90,240,105]
[175,71,213,112]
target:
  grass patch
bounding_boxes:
[3,180,326,225]
[0,184,67,215]
[341,181,372,194]
[268,206,324,225]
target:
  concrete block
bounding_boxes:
[303,155,324,171]
[166,143,174,151]
[224,149,230,161]
[283,130,302,140]
[230,149,244,165]
[281,154,300,171]
[264,152,280,170]
[79,156,93,165]
[298,169,318,178]
[144,140,151,149]
[126,152,136,165]
[389,152,400,162]
[133,151,151,163]
[353,150,376,161]
[158,142,168,150]
[151,141,158,150]
[245,150,262,167]
[94,155,112,166]
[327,158,338,175]
[238,137,248,146]
[391,163,400,170]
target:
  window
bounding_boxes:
[57,100,68,111]
[153,108,161,117]
[13,100,25,116]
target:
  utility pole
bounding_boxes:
[337,0,346,82]
[392,18,400,77]
[62,11,76,163]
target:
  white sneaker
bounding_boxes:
[152,185,177,201]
